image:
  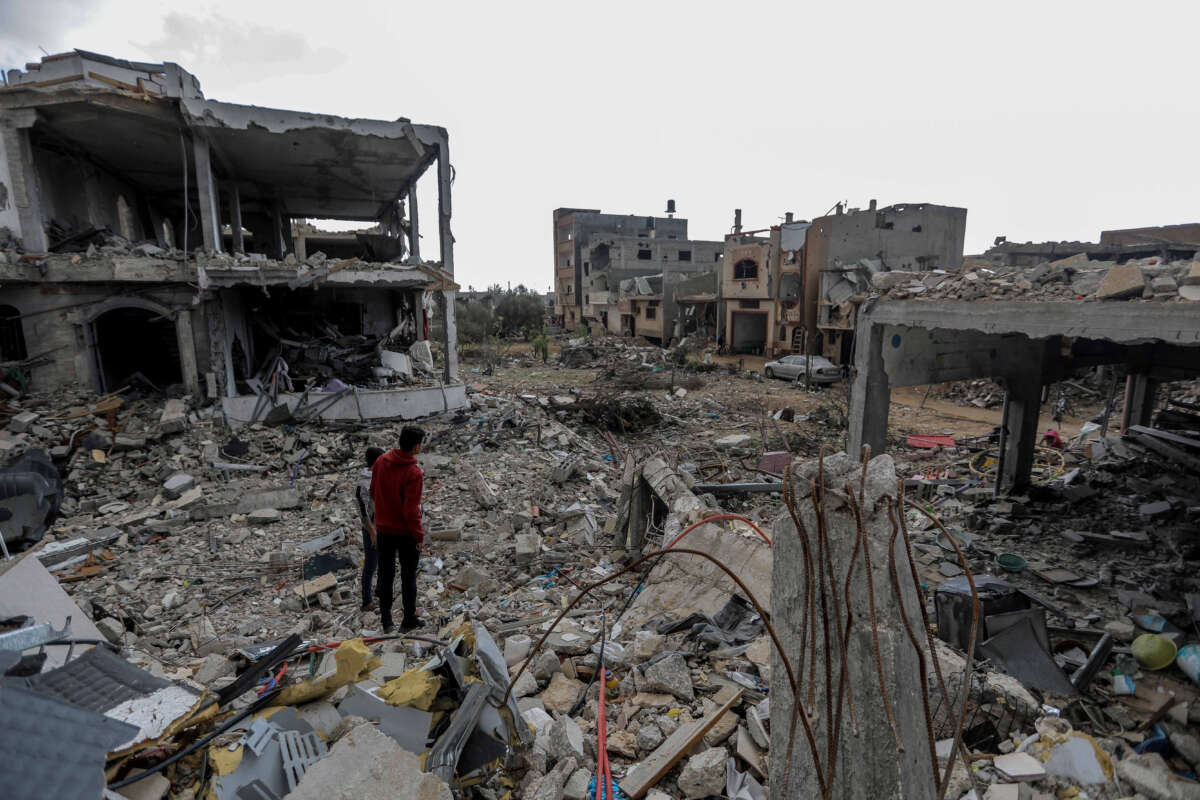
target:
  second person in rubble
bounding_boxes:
[369,425,427,633]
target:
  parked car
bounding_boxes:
[763,354,842,384]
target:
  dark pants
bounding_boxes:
[378,535,420,625]
[360,527,379,606]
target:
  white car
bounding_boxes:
[763,354,842,384]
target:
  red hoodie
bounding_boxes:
[369,449,425,544]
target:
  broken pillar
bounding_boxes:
[997,342,1047,493]
[174,307,201,398]
[771,452,936,799]
[191,134,222,254]
[1,114,49,253]
[1122,372,1158,430]
[847,321,889,458]
[440,289,459,383]
[407,181,421,262]
[436,134,454,275]
[227,184,245,254]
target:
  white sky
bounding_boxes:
[2,0,1198,293]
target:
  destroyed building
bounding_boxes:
[552,206,688,330]
[597,236,722,343]
[809,201,966,363]
[0,50,464,420]
[979,222,1200,268]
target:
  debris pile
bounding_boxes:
[875,254,1200,303]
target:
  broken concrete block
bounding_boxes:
[547,715,586,762]
[294,572,337,598]
[993,751,1046,781]
[193,653,235,685]
[637,652,694,701]
[713,433,752,450]
[1183,261,1200,286]
[607,730,638,759]
[532,650,561,681]
[96,616,125,644]
[1094,264,1146,300]
[158,399,188,434]
[564,768,591,800]
[512,670,539,699]
[1116,751,1200,800]
[408,340,434,374]
[162,473,195,500]
[677,747,728,799]
[504,634,532,667]
[9,411,38,433]
[287,722,451,799]
[633,630,665,662]
[537,672,585,713]
[515,533,540,566]
[635,723,664,752]
[247,508,281,525]
[1152,275,1179,294]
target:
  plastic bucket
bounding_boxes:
[995,553,1026,573]
[1131,634,1178,671]
[1178,643,1200,686]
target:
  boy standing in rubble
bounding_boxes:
[369,426,427,633]
[355,446,385,612]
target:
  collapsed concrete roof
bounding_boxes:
[1,50,444,223]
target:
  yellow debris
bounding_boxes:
[379,668,444,711]
[272,638,380,706]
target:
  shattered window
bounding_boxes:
[637,249,652,260]
[734,259,758,280]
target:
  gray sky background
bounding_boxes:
[1,0,1197,293]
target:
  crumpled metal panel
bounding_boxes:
[17,644,169,712]
[0,685,138,800]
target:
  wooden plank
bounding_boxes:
[1127,425,1200,451]
[622,687,743,798]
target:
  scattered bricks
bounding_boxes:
[162,473,195,500]
[1094,264,1146,300]
[159,398,188,434]
[9,410,38,433]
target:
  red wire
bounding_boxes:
[664,513,772,550]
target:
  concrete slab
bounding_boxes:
[222,385,467,423]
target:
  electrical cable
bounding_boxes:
[107,687,283,789]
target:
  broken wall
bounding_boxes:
[32,143,146,241]
[0,125,19,234]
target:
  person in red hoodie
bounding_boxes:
[369,426,427,632]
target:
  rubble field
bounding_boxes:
[0,335,1198,800]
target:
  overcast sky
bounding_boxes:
[2,0,1197,292]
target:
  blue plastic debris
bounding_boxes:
[588,776,629,800]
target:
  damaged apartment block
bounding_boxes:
[0,50,463,420]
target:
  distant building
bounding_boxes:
[809,202,967,363]
[552,208,687,329]
[979,222,1200,267]
[588,234,722,341]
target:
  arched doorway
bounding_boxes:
[89,302,182,393]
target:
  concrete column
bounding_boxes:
[407,181,421,262]
[191,135,222,254]
[3,120,49,253]
[1122,373,1158,430]
[436,137,453,274]
[997,348,1046,493]
[174,307,202,397]
[227,185,245,254]
[269,201,286,259]
[772,454,936,798]
[847,322,890,457]
[439,289,458,383]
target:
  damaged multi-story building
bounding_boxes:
[551,205,695,331]
[718,202,967,362]
[978,222,1200,268]
[0,50,464,421]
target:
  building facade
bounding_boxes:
[551,208,687,329]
